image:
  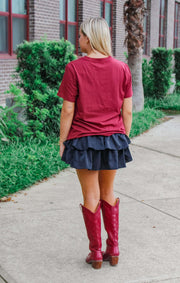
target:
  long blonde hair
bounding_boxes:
[80,17,112,56]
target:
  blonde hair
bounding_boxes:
[80,17,112,56]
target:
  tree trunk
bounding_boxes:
[123,0,146,112]
[128,48,144,112]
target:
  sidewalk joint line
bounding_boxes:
[131,143,180,159]
[127,276,180,283]
[0,265,18,283]
[115,191,180,221]
[0,274,8,283]
[154,277,180,283]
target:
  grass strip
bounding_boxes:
[0,139,68,198]
[0,107,165,198]
[144,93,180,111]
[130,107,165,138]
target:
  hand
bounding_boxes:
[59,142,65,158]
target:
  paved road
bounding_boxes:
[0,116,180,283]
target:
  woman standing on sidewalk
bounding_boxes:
[58,17,133,269]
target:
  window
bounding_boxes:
[100,0,113,36]
[159,0,167,47]
[0,0,29,58]
[174,2,180,48]
[59,0,78,52]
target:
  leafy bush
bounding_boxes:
[151,48,173,98]
[142,58,154,97]
[174,49,180,92]
[14,39,77,139]
[0,84,29,142]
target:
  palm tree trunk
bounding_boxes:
[124,0,146,112]
[128,48,144,112]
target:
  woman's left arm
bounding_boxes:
[59,100,75,157]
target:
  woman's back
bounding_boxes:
[58,56,132,139]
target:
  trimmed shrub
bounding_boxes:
[142,58,154,97]
[174,49,180,92]
[151,48,173,98]
[10,39,77,140]
[16,39,76,91]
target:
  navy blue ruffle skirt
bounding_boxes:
[61,133,133,170]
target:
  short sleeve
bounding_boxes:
[123,64,133,98]
[57,63,78,102]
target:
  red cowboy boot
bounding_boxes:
[80,202,103,269]
[101,198,120,266]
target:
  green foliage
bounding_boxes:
[16,39,76,90]
[0,138,69,198]
[174,49,180,92]
[0,84,29,142]
[145,93,180,111]
[142,58,154,97]
[14,39,76,139]
[130,107,165,138]
[151,48,173,98]
[1,39,76,142]
[142,49,174,98]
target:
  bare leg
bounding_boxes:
[76,169,100,213]
[99,170,117,206]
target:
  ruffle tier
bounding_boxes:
[62,133,133,170]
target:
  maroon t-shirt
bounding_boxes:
[57,56,133,140]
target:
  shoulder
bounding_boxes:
[64,57,86,76]
[112,58,132,80]
[66,57,85,69]
[111,57,130,71]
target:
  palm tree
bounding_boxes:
[124,0,146,112]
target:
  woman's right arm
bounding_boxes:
[122,97,132,137]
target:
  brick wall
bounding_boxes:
[115,0,127,62]
[82,0,100,20]
[29,0,35,41]
[111,0,117,57]
[167,0,175,49]
[30,0,60,41]
[0,60,18,106]
[150,0,160,51]
[145,0,151,56]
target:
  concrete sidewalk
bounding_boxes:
[0,116,180,283]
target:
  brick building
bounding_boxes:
[0,0,180,105]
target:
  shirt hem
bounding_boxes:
[67,131,126,140]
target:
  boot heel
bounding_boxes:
[92,261,102,269]
[110,256,119,266]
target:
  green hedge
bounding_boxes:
[16,39,77,139]
[142,48,173,98]
[1,39,77,142]
[151,48,173,98]
[142,58,154,97]
[174,49,180,91]
[16,39,76,92]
